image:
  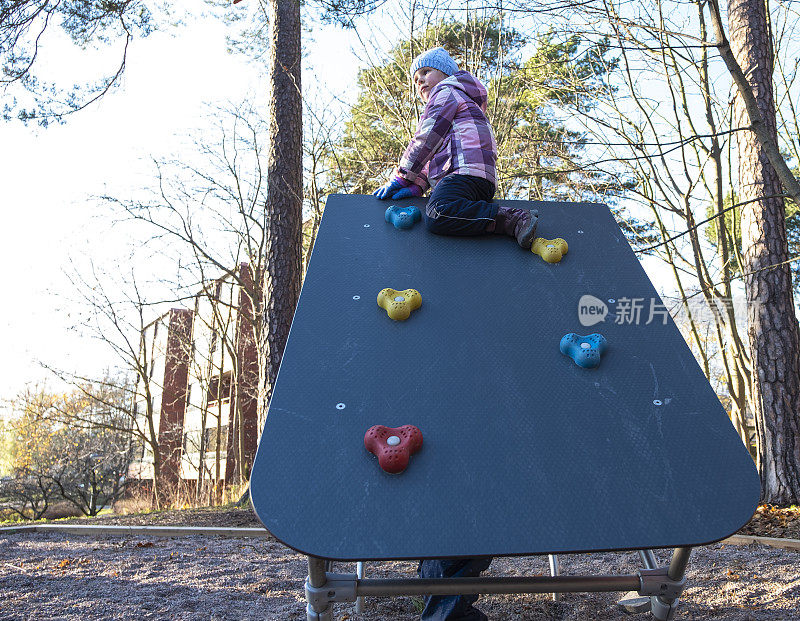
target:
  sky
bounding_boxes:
[0,3,361,402]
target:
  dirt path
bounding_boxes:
[1,531,798,620]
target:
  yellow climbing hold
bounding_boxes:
[532,237,568,263]
[377,288,422,321]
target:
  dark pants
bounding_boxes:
[424,174,498,236]
[417,557,493,620]
[418,174,497,619]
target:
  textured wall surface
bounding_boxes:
[251,194,759,561]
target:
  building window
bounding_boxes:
[134,438,147,460]
[204,425,229,451]
[207,371,232,405]
[182,429,202,454]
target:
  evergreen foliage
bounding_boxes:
[1,0,152,124]
[328,18,629,204]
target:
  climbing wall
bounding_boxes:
[250,194,760,561]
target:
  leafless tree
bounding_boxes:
[545,0,800,500]
[54,263,174,507]
[93,102,276,503]
[551,0,757,448]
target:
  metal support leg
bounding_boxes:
[302,557,688,618]
[668,547,691,581]
[639,549,658,570]
[355,561,365,613]
[649,547,691,621]
[618,550,658,614]
[306,557,334,621]
[548,554,561,602]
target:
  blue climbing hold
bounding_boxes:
[560,333,608,369]
[385,205,421,230]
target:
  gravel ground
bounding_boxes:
[0,531,798,620]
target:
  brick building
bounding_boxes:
[128,264,260,498]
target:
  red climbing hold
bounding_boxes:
[364,424,423,474]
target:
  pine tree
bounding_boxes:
[329,19,627,204]
[728,0,800,503]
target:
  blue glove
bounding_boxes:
[391,185,423,200]
[373,176,407,200]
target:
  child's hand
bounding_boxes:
[391,185,423,199]
[372,176,411,200]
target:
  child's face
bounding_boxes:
[413,67,448,103]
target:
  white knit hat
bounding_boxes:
[410,47,459,77]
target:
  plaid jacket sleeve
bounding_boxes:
[396,88,460,190]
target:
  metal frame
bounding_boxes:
[304,546,691,621]
[549,554,561,602]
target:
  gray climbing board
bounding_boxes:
[250,193,760,562]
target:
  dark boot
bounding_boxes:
[491,206,539,249]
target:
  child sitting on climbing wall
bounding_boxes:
[373,46,538,249]
[375,44,516,621]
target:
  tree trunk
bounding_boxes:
[729,0,800,503]
[262,0,303,416]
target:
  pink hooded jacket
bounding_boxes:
[395,71,498,192]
